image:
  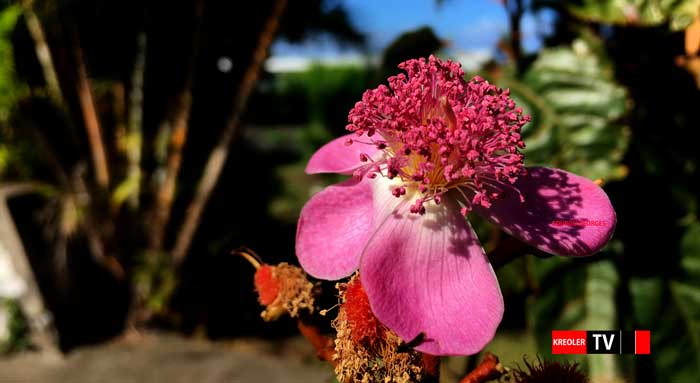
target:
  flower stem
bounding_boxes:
[458,352,504,383]
[296,320,336,365]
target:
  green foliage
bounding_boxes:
[527,253,623,379]
[268,163,316,223]
[638,222,700,381]
[528,222,700,382]
[543,0,700,30]
[254,65,374,222]
[670,283,700,366]
[0,4,22,122]
[502,30,633,380]
[0,5,34,179]
[270,64,371,152]
[681,222,700,277]
[504,35,630,181]
[111,172,140,210]
[0,299,30,354]
[584,261,620,379]
[133,251,177,315]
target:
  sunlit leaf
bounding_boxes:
[0,5,22,122]
[557,0,700,31]
[111,172,141,210]
[0,5,33,179]
[584,261,621,380]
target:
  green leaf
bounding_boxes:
[0,5,35,179]
[111,172,140,209]
[681,222,700,278]
[505,36,631,181]
[670,282,700,365]
[649,281,700,382]
[0,5,23,122]
[0,298,30,353]
[628,277,664,326]
[627,222,700,381]
[584,261,620,380]
[528,256,587,359]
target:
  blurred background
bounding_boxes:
[0,0,699,382]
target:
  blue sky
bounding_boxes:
[272,0,551,57]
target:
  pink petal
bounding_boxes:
[296,177,374,280]
[305,133,381,175]
[474,166,616,257]
[360,196,504,356]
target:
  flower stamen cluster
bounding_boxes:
[346,56,530,214]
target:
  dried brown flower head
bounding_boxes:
[237,248,315,321]
[332,275,437,383]
[511,356,588,383]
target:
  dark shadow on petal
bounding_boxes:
[473,167,615,256]
[421,199,483,261]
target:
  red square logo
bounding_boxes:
[635,330,650,354]
[552,330,587,354]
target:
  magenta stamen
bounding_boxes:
[346,55,529,213]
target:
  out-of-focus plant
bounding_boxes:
[634,221,700,382]
[490,1,700,381]
[0,0,365,350]
[536,0,700,31]
[503,34,630,181]
[477,30,632,381]
[272,64,373,150]
[0,299,29,353]
[0,4,31,179]
[0,4,23,121]
[254,64,373,222]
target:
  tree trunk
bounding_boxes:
[171,0,288,266]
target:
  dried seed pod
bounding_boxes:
[237,248,314,321]
[332,275,437,383]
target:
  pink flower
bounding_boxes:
[296,56,616,356]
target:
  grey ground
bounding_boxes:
[0,333,334,383]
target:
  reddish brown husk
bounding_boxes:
[251,262,314,321]
[297,321,336,364]
[254,265,280,306]
[459,352,504,383]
